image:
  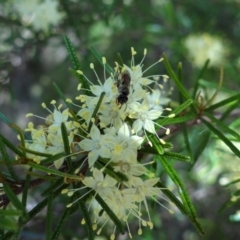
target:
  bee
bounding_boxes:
[116,70,131,105]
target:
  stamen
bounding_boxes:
[131,47,137,56]
[76,70,95,86]
[168,113,175,118]
[139,48,147,66]
[81,218,86,225]
[142,60,162,75]
[160,138,166,145]
[143,128,153,147]
[131,47,137,67]
[50,100,56,105]
[90,63,102,86]
[66,98,72,104]
[102,57,106,82]
[166,128,170,135]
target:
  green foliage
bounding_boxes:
[1,1,240,239]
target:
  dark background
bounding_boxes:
[1,0,240,239]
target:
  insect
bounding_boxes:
[116,69,131,105]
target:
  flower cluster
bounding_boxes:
[184,33,228,68]
[21,48,174,239]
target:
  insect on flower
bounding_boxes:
[116,69,131,105]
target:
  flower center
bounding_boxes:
[111,111,118,118]
[140,113,147,121]
[120,162,130,173]
[114,143,123,155]
[122,142,128,149]
[95,141,101,150]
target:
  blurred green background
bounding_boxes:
[1,0,240,239]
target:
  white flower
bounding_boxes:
[76,96,99,125]
[91,187,139,239]
[144,90,170,111]
[105,123,144,163]
[90,77,117,103]
[99,102,126,129]
[46,131,74,169]
[129,103,162,134]
[124,64,154,89]
[12,0,64,32]
[123,177,162,230]
[25,129,47,164]
[184,33,228,68]
[82,168,117,198]
[129,177,161,201]
[78,124,111,167]
[48,108,75,133]
[113,161,147,177]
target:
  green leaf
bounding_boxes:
[40,152,65,164]
[201,117,240,158]
[46,192,53,240]
[61,123,71,169]
[191,129,211,167]
[163,151,190,162]
[154,155,204,235]
[18,145,53,158]
[0,110,12,126]
[0,112,29,140]
[64,36,81,70]
[64,36,90,90]
[0,136,19,181]
[42,158,86,197]
[157,99,193,126]
[51,206,71,240]
[0,134,24,157]
[28,162,80,180]
[150,135,164,154]
[22,167,32,208]
[9,124,26,155]
[155,156,196,215]
[204,112,240,141]
[156,181,187,215]
[95,193,125,234]
[181,122,193,162]
[52,186,93,240]
[0,217,19,231]
[74,187,94,240]
[192,59,210,98]
[232,189,240,196]
[220,101,239,121]
[177,62,193,162]
[230,117,240,129]
[205,92,240,111]
[161,114,196,125]
[3,182,68,239]
[163,53,191,100]
[0,209,23,217]
[88,91,105,132]
[116,53,124,68]
[77,200,94,240]
[3,183,24,212]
